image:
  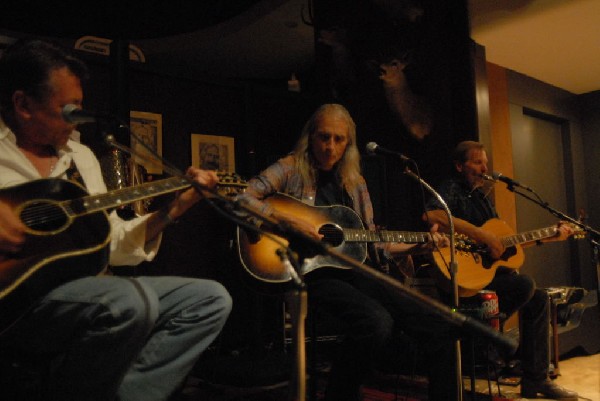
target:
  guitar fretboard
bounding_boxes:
[64,177,191,216]
[502,226,558,247]
[343,229,430,243]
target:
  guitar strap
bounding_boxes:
[65,159,85,187]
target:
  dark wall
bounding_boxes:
[78,56,316,179]
[579,90,600,243]
[68,1,479,351]
[312,0,477,230]
[567,90,600,356]
[71,55,319,351]
[2,0,479,351]
[4,0,478,277]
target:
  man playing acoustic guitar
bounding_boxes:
[423,140,577,400]
[237,103,464,401]
[0,39,232,401]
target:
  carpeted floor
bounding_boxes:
[179,351,599,400]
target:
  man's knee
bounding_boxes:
[181,279,233,322]
[101,278,159,337]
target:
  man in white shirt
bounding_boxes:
[0,39,232,401]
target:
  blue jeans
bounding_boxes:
[2,275,232,401]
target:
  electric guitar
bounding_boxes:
[0,172,246,332]
[431,218,583,297]
[236,193,432,285]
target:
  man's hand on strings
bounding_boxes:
[547,221,576,243]
[387,223,448,256]
[169,168,219,219]
[429,223,449,249]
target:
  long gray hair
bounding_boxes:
[292,103,362,189]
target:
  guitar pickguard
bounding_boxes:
[499,246,517,263]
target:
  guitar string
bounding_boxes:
[318,226,429,243]
[17,180,186,227]
[19,175,246,227]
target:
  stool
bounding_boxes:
[283,297,344,401]
[306,305,345,401]
[459,305,508,401]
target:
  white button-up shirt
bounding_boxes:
[0,118,161,267]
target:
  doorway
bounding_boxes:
[509,105,577,287]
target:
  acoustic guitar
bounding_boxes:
[432,218,582,297]
[0,173,245,332]
[236,193,432,286]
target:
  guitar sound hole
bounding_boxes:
[20,201,68,233]
[319,223,344,247]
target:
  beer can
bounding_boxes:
[478,290,500,330]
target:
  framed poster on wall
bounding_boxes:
[130,111,163,174]
[191,134,235,172]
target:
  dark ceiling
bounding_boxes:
[0,0,314,83]
[0,0,265,39]
[2,0,597,93]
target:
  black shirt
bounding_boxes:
[426,177,498,227]
[315,169,351,207]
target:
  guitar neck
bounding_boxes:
[343,229,430,244]
[502,226,558,247]
[64,176,191,216]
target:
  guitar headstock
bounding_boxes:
[557,222,587,241]
[217,171,247,197]
[569,224,587,240]
[454,233,477,253]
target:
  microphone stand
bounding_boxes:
[100,126,518,401]
[277,248,308,401]
[498,181,600,239]
[498,181,600,313]
[402,166,463,401]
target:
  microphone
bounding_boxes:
[365,142,411,162]
[481,173,496,182]
[485,171,531,190]
[62,104,115,124]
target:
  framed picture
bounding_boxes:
[191,134,235,172]
[130,111,163,174]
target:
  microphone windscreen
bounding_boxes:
[365,142,378,154]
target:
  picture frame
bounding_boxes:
[191,134,235,172]
[130,111,163,174]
